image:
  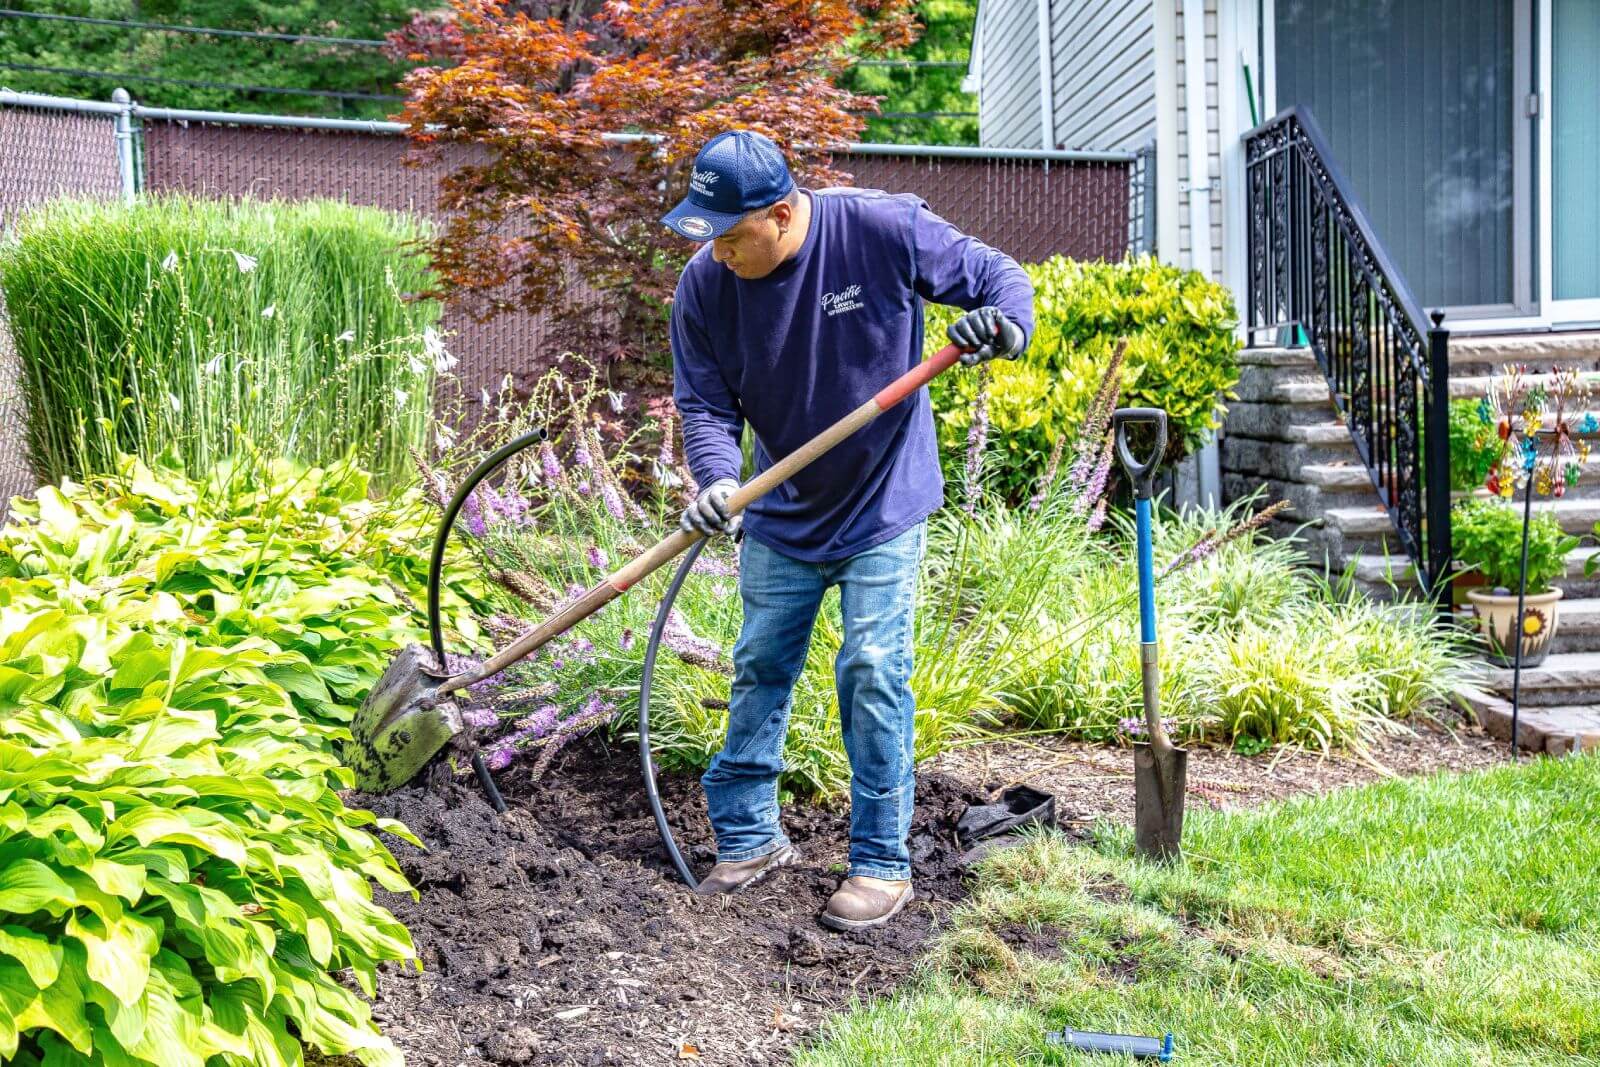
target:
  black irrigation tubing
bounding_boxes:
[638,537,707,890]
[426,425,548,816]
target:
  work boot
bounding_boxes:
[694,844,802,896]
[820,876,914,931]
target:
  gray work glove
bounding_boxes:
[681,477,742,537]
[947,306,1026,366]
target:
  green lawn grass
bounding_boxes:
[800,754,1600,1065]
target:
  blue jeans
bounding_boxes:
[702,523,925,881]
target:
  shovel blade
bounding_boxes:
[1133,741,1188,862]
[345,644,463,793]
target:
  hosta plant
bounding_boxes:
[0,453,490,1065]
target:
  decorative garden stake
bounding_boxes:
[1482,365,1592,756]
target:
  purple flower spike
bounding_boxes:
[461,488,487,538]
[529,703,561,737]
[576,478,591,496]
[540,442,562,483]
[588,545,608,569]
[620,629,635,651]
[463,707,498,729]
[601,480,626,521]
[1119,717,1147,737]
[574,441,594,469]
[485,743,516,772]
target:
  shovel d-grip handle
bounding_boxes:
[438,344,966,697]
[1112,407,1168,500]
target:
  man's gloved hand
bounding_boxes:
[947,306,1026,366]
[681,477,742,537]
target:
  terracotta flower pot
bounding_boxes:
[1448,568,1486,610]
[1466,586,1563,668]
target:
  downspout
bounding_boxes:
[1180,0,1220,506]
[1035,0,1055,150]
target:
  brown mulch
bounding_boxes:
[333,714,1510,1067]
[925,714,1509,826]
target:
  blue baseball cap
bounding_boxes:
[661,130,795,241]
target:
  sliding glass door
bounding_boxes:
[1272,0,1531,317]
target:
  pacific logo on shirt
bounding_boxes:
[822,283,865,317]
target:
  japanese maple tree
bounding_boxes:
[392,0,919,372]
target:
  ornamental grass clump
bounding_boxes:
[0,196,441,488]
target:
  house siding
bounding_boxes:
[1050,0,1157,152]
[1174,0,1223,278]
[977,0,1044,149]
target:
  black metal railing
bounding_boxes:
[1243,107,1451,597]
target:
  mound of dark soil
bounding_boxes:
[350,737,989,1065]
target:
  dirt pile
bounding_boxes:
[352,739,990,1065]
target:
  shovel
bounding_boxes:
[346,342,970,796]
[1112,407,1187,862]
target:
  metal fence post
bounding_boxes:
[1425,309,1453,612]
[111,88,137,203]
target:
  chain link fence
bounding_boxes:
[0,94,127,510]
[1,89,1155,509]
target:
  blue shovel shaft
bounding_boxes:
[1136,496,1156,644]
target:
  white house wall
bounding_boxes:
[1050,0,1157,152]
[977,0,1045,149]
[1173,0,1224,278]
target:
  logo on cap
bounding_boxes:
[690,169,720,196]
[678,217,714,238]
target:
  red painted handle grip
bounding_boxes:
[873,343,963,410]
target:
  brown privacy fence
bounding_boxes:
[0,89,1155,503]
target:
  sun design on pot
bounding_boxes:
[1522,608,1547,638]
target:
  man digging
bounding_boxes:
[662,130,1035,931]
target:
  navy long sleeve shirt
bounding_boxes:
[669,188,1036,562]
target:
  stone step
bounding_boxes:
[1446,373,1600,403]
[1345,545,1600,599]
[1328,497,1600,542]
[1237,346,1315,368]
[1480,652,1600,708]
[1225,400,1357,439]
[1449,331,1600,376]
[1221,436,1357,483]
[1244,334,1600,379]
[1301,462,1375,491]
[1454,684,1600,755]
[1284,422,1358,447]
[1221,473,1378,523]
[1236,360,1600,409]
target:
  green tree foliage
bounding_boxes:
[0,1,418,117]
[841,0,978,145]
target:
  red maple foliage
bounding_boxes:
[392,0,919,377]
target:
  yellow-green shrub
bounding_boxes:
[927,255,1240,502]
